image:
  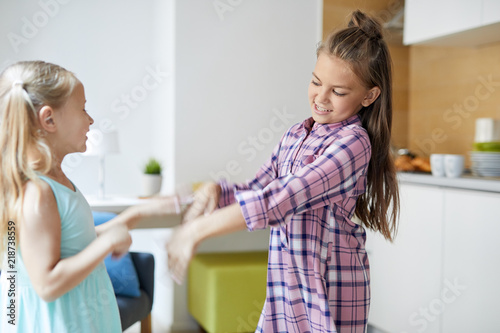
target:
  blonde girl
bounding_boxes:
[0,61,172,332]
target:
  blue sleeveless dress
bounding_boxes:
[0,175,122,333]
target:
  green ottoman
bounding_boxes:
[188,251,268,333]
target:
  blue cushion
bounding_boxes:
[92,211,141,298]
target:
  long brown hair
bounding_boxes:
[317,10,399,241]
[0,61,77,260]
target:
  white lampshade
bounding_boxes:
[84,130,120,156]
[83,129,120,199]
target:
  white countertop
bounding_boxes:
[85,196,147,211]
[397,172,500,193]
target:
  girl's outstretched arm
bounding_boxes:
[20,181,132,303]
[166,203,246,284]
[95,196,180,236]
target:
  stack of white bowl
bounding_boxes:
[470,118,500,177]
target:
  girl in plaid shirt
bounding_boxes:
[168,10,399,333]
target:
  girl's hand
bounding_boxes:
[104,224,132,259]
[166,222,198,284]
[183,182,221,223]
[166,204,247,284]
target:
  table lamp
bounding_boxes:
[84,130,120,199]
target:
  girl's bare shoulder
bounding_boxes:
[23,178,58,222]
[24,178,52,200]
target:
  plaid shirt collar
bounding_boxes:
[300,114,362,137]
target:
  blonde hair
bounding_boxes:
[0,61,78,261]
[318,11,400,241]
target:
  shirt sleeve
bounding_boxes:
[235,130,371,231]
[217,178,238,207]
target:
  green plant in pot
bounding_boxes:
[142,158,163,197]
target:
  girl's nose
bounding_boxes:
[316,87,329,104]
[88,114,94,125]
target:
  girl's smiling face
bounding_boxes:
[308,53,380,124]
[52,81,94,155]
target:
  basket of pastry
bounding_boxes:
[394,149,431,173]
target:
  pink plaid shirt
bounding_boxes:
[219,114,371,333]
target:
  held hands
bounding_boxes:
[182,182,221,223]
[129,181,221,224]
[166,182,220,284]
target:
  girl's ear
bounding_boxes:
[361,86,381,107]
[38,106,56,133]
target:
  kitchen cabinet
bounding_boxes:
[441,188,500,332]
[368,182,500,333]
[367,184,443,333]
[404,0,500,46]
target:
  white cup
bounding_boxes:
[430,154,446,177]
[444,154,465,178]
[475,118,500,142]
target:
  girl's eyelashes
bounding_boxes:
[311,80,346,96]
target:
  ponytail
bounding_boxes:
[318,10,400,241]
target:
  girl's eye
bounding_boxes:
[311,80,320,86]
[333,90,346,97]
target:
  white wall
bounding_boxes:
[175,0,322,186]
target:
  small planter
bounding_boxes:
[142,158,163,197]
[142,174,162,197]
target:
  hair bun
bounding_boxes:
[348,10,383,40]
